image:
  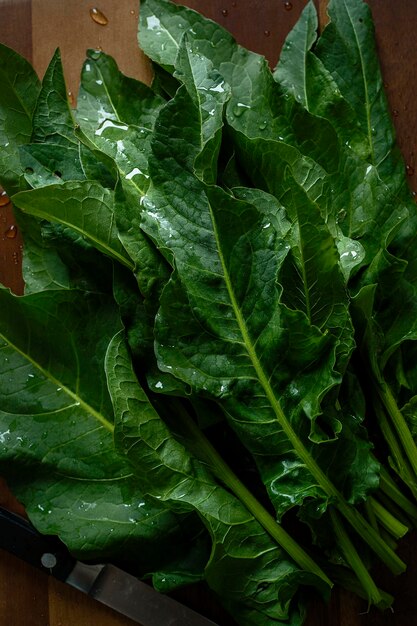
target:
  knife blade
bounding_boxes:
[0,506,219,626]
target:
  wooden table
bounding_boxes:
[1,1,417,624]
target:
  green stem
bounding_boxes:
[177,398,405,576]
[172,400,332,588]
[376,492,413,531]
[379,466,417,522]
[329,508,384,608]
[379,528,398,553]
[364,499,379,533]
[376,379,417,479]
[369,497,408,539]
[247,370,405,573]
[374,398,417,501]
[247,374,405,573]
[334,500,405,574]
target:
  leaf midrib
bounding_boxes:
[206,197,337,497]
[0,331,114,433]
[16,192,134,272]
[342,0,375,164]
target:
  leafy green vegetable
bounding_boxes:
[0,288,206,585]
[0,43,40,195]
[0,0,417,623]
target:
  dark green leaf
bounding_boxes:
[13,181,134,270]
[77,49,164,131]
[273,1,318,108]
[0,288,205,580]
[31,49,76,146]
[315,0,399,181]
[0,43,40,193]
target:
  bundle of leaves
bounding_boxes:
[1,0,417,623]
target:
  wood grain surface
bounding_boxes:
[1,1,417,624]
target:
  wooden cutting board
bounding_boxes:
[0,1,417,624]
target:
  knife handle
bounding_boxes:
[0,506,76,581]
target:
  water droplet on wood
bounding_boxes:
[67,90,75,106]
[0,191,10,207]
[264,30,271,37]
[406,164,415,176]
[5,225,17,239]
[130,9,135,15]
[284,1,293,10]
[221,8,228,16]
[393,109,399,117]
[90,7,108,25]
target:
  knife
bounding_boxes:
[0,506,220,626]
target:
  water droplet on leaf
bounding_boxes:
[95,119,129,136]
[259,120,267,130]
[337,209,347,223]
[233,102,250,117]
[90,7,108,25]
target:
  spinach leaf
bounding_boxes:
[13,181,134,270]
[0,44,40,195]
[0,288,206,582]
